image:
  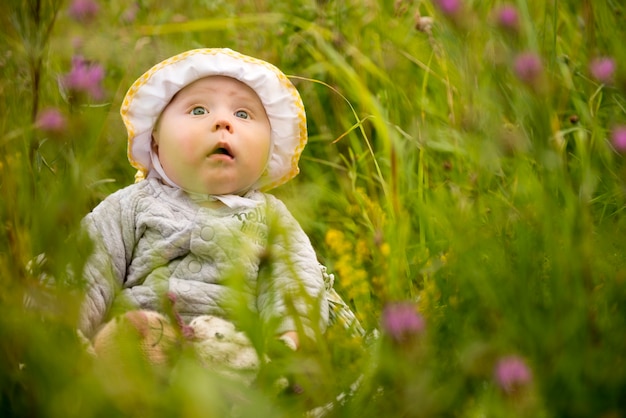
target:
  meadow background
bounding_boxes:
[1,0,626,416]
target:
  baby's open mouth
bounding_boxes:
[210,145,233,158]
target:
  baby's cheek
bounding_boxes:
[176,138,203,163]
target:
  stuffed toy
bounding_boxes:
[188,315,261,385]
[91,310,264,385]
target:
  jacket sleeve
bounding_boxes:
[78,189,137,338]
[256,196,329,338]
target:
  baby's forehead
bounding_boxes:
[175,75,262,102]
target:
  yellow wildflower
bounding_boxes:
[325,228,351,255]
[355,238,370,263]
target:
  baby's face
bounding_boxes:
[153,76,271,195]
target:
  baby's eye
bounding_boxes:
[190,106,208,116]
[234,110,249,119]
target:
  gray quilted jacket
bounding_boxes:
[79,178,329,338]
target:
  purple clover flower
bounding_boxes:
[513,52,543,84]
[589,57,616,84]
[495,4,520,31]
[36,108,67,132]
[122,3,140,23]
[494,355,532,393]
[381,302,425,342]
[62,56,105,100]
[435,0,461,16]
[68,0,100,23]
[611,125,626,153]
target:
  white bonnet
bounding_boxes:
[120,48,307,191]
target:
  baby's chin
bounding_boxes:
[188,183,253,196]
[183,171,264,196]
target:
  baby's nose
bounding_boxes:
[213,118,233,132]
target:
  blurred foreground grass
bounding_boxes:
[1,0,626,417]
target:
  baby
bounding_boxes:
[79,48,329,364]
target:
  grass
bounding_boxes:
[1,0,626,416]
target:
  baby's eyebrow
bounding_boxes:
[228,95,266,111]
